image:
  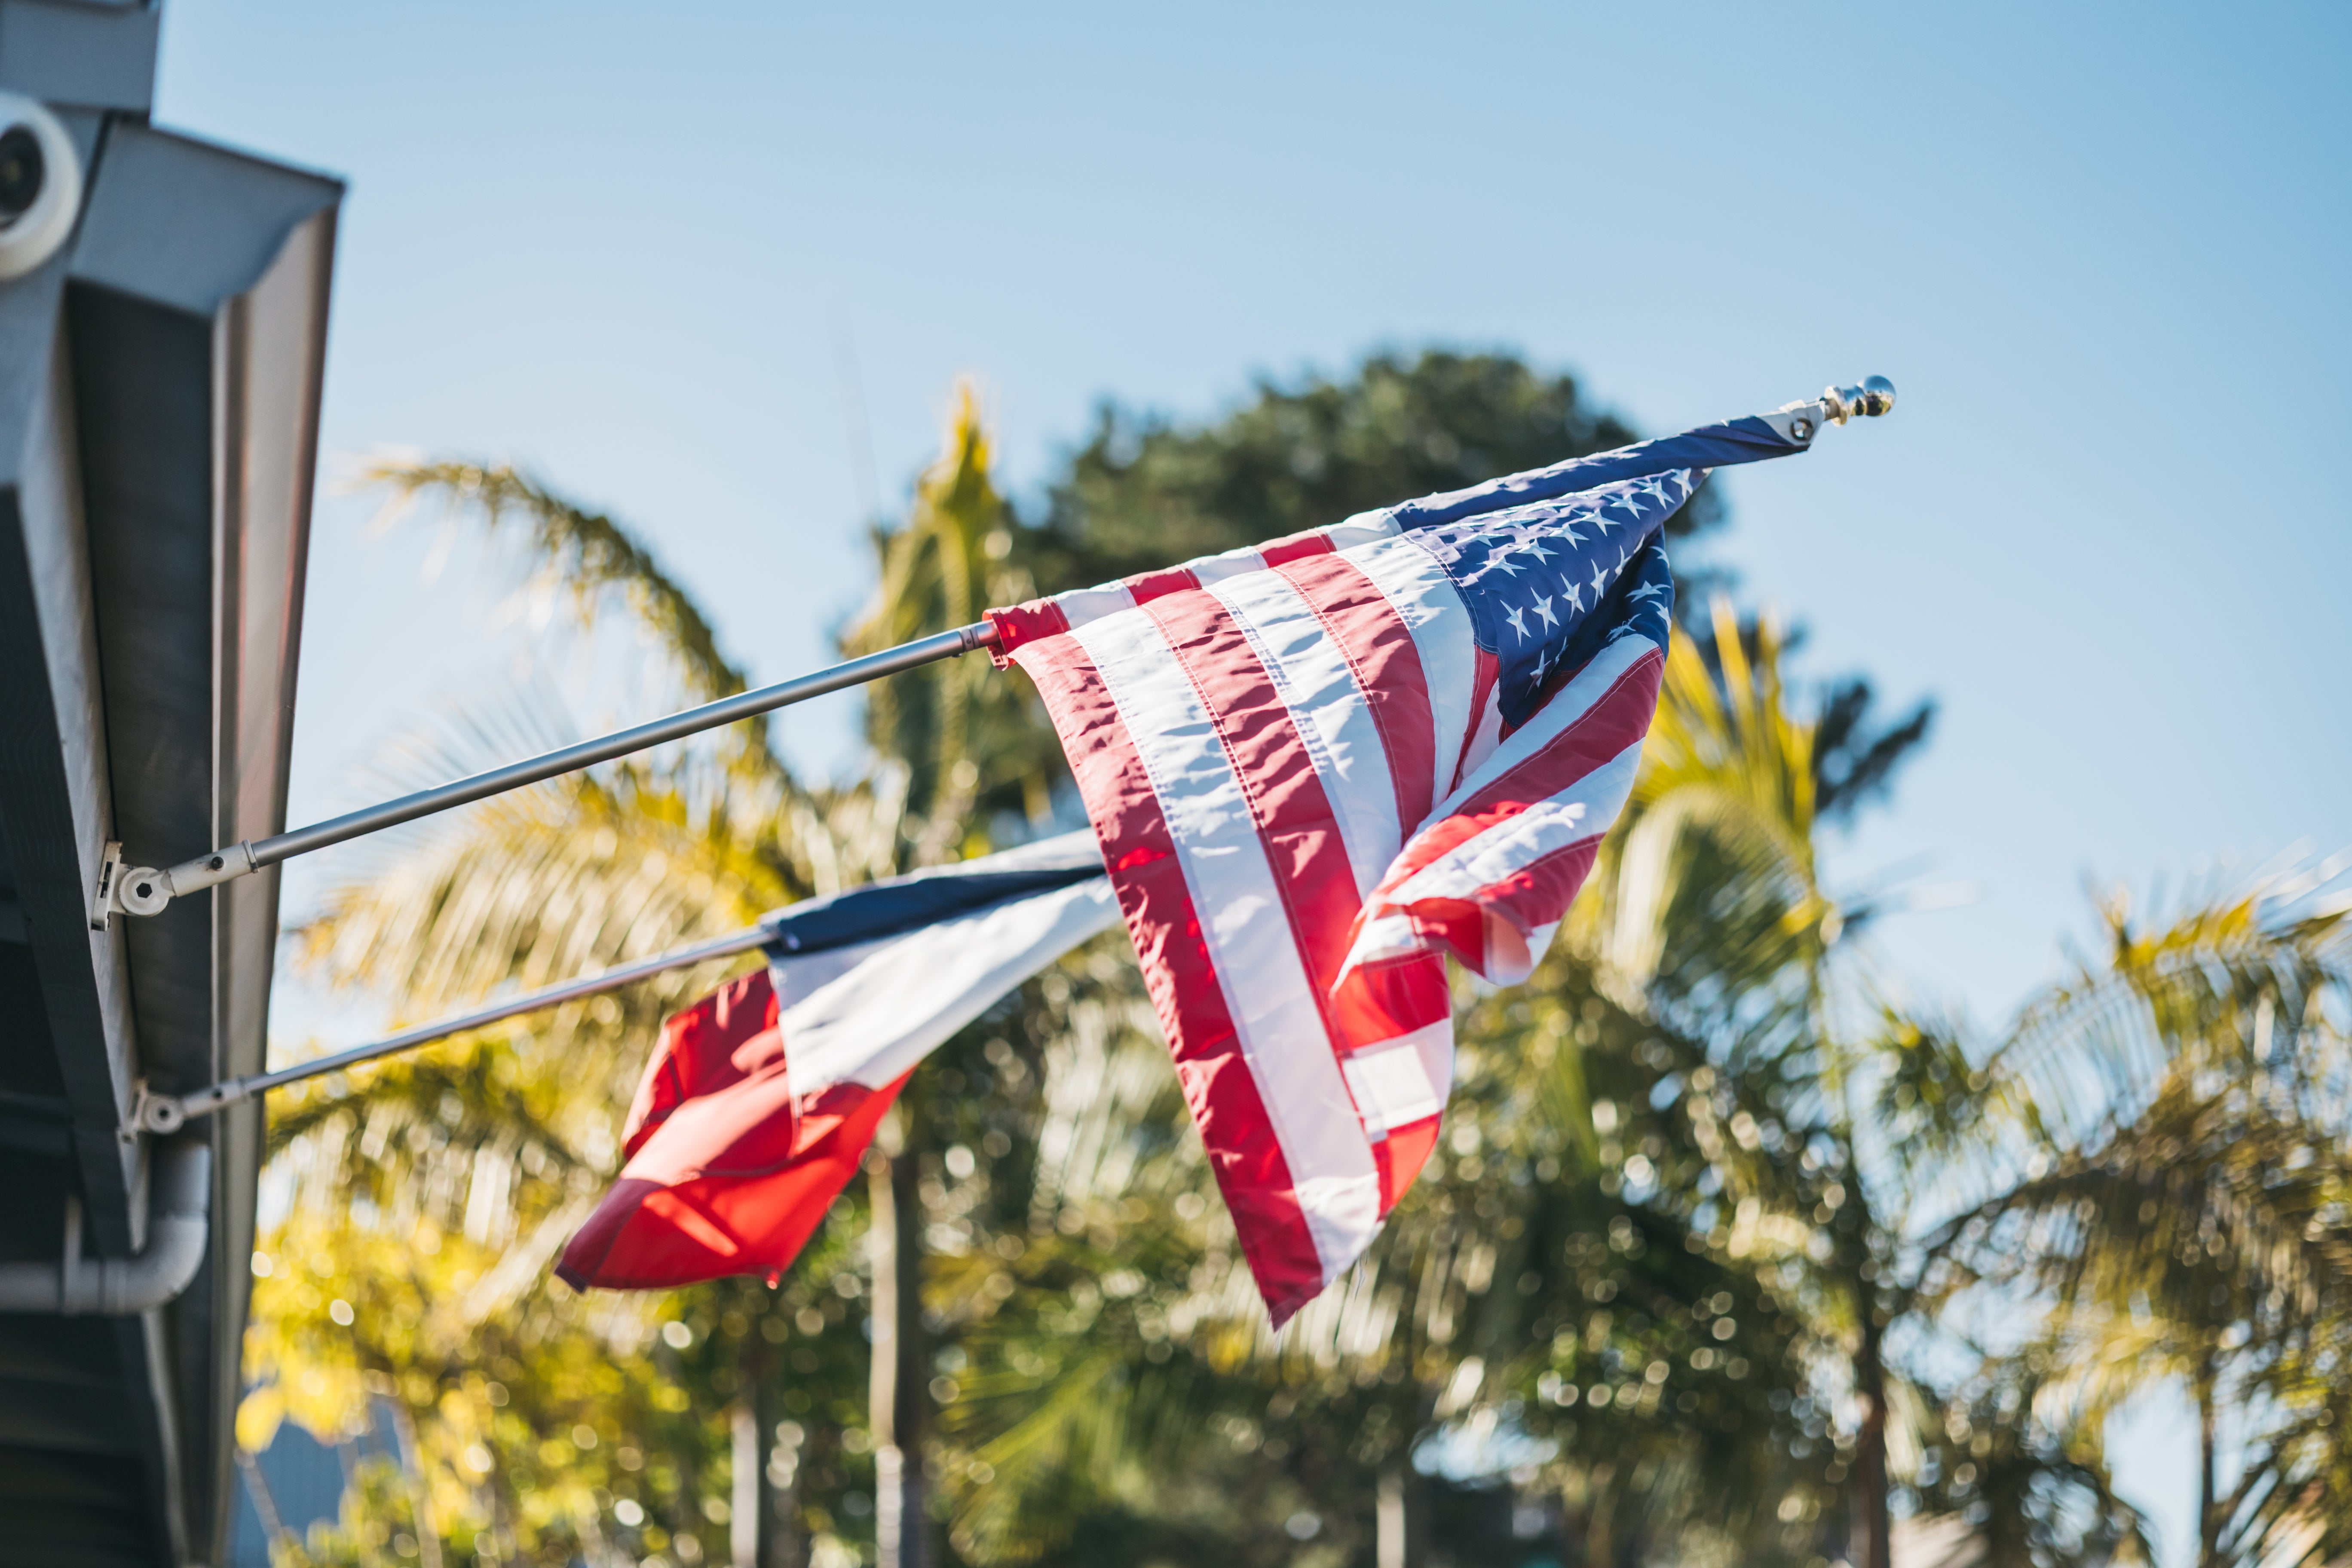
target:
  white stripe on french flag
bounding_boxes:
[558,834,1118,1292]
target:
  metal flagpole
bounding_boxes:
[95,622,1003,922]
[95,377,1894,927]
[130,923,775,1134]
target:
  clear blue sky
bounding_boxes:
[155,5,2349,1559]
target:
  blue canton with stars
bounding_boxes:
[1405,469,1690,732]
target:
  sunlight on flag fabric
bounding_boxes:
[988,416,1812,1323]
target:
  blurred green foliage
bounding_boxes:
[241,352,2352,1568]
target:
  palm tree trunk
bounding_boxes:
[1852,1309,1890,1568]
[1588,1472,1616,1568]
[870,1110,926,1568]
[755,1345,803,1568]
[2197,1357,2219,1568]
[1376,1461,1411,1568]
[732,1399,760,1568]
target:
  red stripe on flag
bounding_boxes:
[1381,646,1662,895]
[1010,633,1327,1316]
[1329,949,1451,1046]
[1122,566,1203,606]
[1346,647,1661,977]
[1274,552,1439,838]
[1452,649,1501,794]
[984,600,1070,665]
[1142,591,1369,1044]
[1374,1114,1442,1211]
[1449,646,1661,825]
[1477,837,1604,939]
[1258,531,1336,568]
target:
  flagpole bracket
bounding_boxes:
[101,840,260,922]
[159,842,256,903]
[89,842,125,931]
[91,842,177,926]
[129,1078,236,1138]
[126,1080,181,1140]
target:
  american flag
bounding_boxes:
[989,413,1813,1322]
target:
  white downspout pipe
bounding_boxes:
[0,1141,212,1314]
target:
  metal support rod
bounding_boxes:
[107,621,1001,918]
[131,923,773,1134]
[103,373,1895,925]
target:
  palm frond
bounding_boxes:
[356,453,782,770]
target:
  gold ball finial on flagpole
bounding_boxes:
[1824,375,1896,424]
[1770,376,1894,443]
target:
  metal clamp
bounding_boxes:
[120,1078,165,1143]
[128,1080,199,1136]
[89,842,172,928]
[129,1077,254,1136]
[92,839,259,925]
[88,842,124,930]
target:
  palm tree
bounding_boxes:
[1937,871,2352,1567]
[246,448,929,1564]
[923,599,1949,1567]
[1571,598,1909,1566]
[1540,598,2151,1567]
[840,378,1063,855]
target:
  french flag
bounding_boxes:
[557,833,1115,1290]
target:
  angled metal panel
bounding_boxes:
[0,108,139,1233]
[0,0,158,113]
[0,74,339,1565]
[65,120,340,1567]
[197,199,335,1568]
[0,100,180,1565]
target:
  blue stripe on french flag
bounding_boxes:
[557,833,1116,1291]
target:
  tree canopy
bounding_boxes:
[235,349,2351,1568]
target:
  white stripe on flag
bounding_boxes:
[1389,738,1647,909]
[1072,607,1383,1281]
[1337,1019,1452,1137]
[1430,631,1658,821]
[1208,568,1403,900]
[1054,581,1138,628]
[1341,533,1478,823]
[1188,542,1277,589]
[1324,511,1403,552]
